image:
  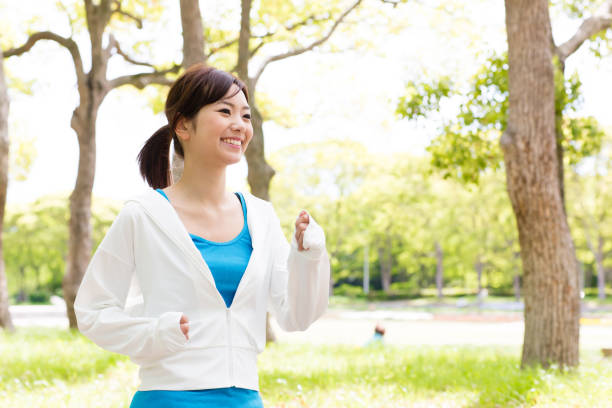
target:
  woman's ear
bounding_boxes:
[174,116,191,142]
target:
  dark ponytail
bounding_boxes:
[137,124,174,189]
[137,63,248,189]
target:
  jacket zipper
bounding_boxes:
[137,204,229,307]
[226,308,233,384]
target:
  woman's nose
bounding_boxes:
[231,116,246,131]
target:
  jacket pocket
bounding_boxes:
[127,311,188,366]
[183,317,226,349]
[156,311,189,352]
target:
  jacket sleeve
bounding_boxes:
[267,204,330,331]
[74,202,188,361]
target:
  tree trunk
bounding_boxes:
[579,218,604,299]
[584,261,593,292]
[363,243,370,295]
[63,101,100,329]
[265,314,276,343]
[596,236,606,300]
[435,241,443,299]
[502,0,580,368]
[0,46,14,331]
[513,274,521,301]
[555,113,566,214]
[63,1,112,329]
[18,266,25,303]
[173,0,207,183]
[244,103,275,199]
[179,0,206,68]
[378,235,392,293]
[475,256,483,298]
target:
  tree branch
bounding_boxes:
[111,0,143,29]
[2,31,86,86]
[207,38,239,58]
[207,12,335,58]
[253,12,333,39]
[285,12,332,32]
[380,0,401,7]
[247,12,335,58]
[108,64,181,90]
[556,0,612,62]
[249,41,266,58]
[252,0,363,87]
[106,34,155,68]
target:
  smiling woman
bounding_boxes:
[73,62,331,408]
[137,64,252,189]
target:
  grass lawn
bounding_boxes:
[1,328,612,407]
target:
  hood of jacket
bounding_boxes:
[125,188,268,304]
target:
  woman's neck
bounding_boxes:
[170,160,230,209]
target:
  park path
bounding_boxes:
[8,304,612,350]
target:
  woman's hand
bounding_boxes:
[180,314,189,340]
[295,210,310,251]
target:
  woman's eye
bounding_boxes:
[244,114,251,120]
[219,109,231,114]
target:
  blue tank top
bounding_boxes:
[155,188,253,308]
[128,189,262,408]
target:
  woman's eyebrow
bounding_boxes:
[218,101,250,110]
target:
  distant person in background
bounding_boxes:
[365,322,386,347]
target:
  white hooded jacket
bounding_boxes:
[74,188,330,391]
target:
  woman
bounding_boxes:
[74,63,330,407]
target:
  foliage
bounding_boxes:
[566,130,612,292]
[4,194,121,303]
[8,128,37,182]
[396,52,605,183]
[269,140,522,295]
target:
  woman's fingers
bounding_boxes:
[294,213,307,228]
[299,229,308,250]
[295,225,308,250]
[180,314,189,340]
[294,210,310,251]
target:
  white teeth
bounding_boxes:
[221,138,241,146]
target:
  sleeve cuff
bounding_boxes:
[157,311,189,352]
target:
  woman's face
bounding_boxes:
[180,84,253,167]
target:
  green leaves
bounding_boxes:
[3,194,121,302]
[562,116,605,164]
[8,129,37,182]
[396,52,605,184]
[395,76,452,120]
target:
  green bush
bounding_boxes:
[28,291,51,304]
[333,283,365,297]
[389,281,420,294]
[583,287,612,297]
